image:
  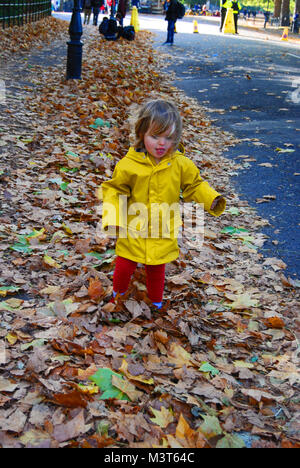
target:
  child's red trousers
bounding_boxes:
[113,256,165,303]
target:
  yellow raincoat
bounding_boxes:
[100,147,225,265]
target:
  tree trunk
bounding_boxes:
[294,0,300,14]
[274,0,282,18]
[280,0,290,25]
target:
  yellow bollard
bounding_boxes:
[130,6,140,32]
[193,20,199,33]
[281,26,289,41]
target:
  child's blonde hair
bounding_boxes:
[130,99,182,152]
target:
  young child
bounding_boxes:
[99,99,226,308]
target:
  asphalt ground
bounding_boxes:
[56,12,300,278]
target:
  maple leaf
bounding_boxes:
[198,414,223,440]
[111,375,143,402]
[149,406,174,428]
[167,343,194,368]
[174,414,208,448]
[225,292,259,309]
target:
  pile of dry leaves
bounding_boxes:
[0,19,299,448]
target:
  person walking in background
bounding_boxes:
[220,0,227,31]
[82,0,92,24]
[164,0,179,45]
[116,0,128,27]
[92,0,104,26]
[264,10,270,28]
[131,0,140,10]
[232,0,241,33]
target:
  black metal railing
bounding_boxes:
[0,0,52,29]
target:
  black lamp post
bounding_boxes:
[66,0,83,80]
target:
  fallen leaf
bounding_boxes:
[111,374,143,401]
[149,406,174,428]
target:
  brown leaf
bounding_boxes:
[53,410,91,443]
[52,390,89,408]
[263,316,285,329]
[88,279,104,301]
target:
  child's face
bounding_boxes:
[144,126,174,161]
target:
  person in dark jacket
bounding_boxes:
[164,0,178,45]
[92,0,104,26]
[82,0,92,24]
[116,0,128,26]
[220,0,226,31]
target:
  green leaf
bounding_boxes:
[85,249,115,265]
[198,414,223,439]
[227,207,240,216]
[66,151,79,159]
[20,339,46,351]
[0,285,20,295]
[60,166,78,173]
[85,251,104,260]
[10,243,32,254]
[89,368,130,401]
[199,362,220,376]
[60,182,71,192]
[221,226,248,235]
[0,301,15,311]
[89,118,111,129]
[216,433,246,448]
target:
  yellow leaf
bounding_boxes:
[40,285,61,295]
[225,292,259,309]
[149,406,174,428]
[61,223,73,235]
[26,228,45,240]
[5,298,23,308]
[6,333,18,345]
[77,383,99,394]
[43,255,61,269]
[168,343,194,368]
[175,414,208,448]
[111,375,143,402]
[166,434,185,448]
[234,360,254,369]
[119,359,154,385]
